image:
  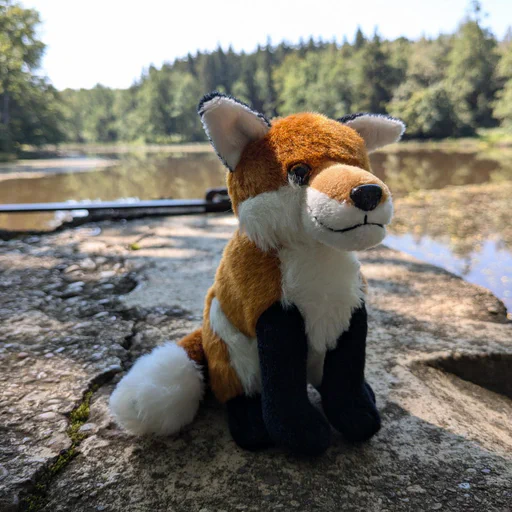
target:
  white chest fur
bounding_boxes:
[210,243,365,395]
[279,244,364,354]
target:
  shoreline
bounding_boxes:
[4,129,512,163]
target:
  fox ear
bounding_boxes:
[338,113,405,152]
[198,92,271,171]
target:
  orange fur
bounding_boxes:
[178,232,282,403]
[229,113,371,211]
[180,111,387,402]
[177,329,205,365]
[202,288,244,403]
[213,230,282,337]
[310,164,390,205]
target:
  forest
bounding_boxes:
[1,0,512,154]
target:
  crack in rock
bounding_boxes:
[18,374,118,512]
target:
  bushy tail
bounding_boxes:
[109,329,205,436]
[177,329,206,366]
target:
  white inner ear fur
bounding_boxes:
[344,115,405,152]
[200,96,270,170]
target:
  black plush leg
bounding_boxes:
[226,394,274,451]
[256,302,331,456]
[320,304,381,443]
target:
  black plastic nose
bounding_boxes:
[350,184,383,211]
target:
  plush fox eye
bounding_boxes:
[288,163,311,186]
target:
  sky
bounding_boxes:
[21,0,512,91]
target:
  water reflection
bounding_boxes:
[1,146,511,314]
[385,233,512,316]
[0,152,225,231]
[371,150,512,197]
[2,148,512,231]
[388,179,512,316]
[390,182,512,257]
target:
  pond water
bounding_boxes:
[1,145,511,316]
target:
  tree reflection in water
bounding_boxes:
[1,146,511,314]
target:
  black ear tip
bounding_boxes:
[337,112,369,124]
[338,112,405,129]
[197,91,228,115]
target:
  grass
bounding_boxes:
[21,388,97,512]
[476,127,512,146]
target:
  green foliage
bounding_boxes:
[231,55,259,106]
[8,77,65,145]
[60,85,117,143]
[349,33,395,113]
[255,43,279,117]
[444,13,499,131]
[354,28,366,50]
[383,37,412,89]
[0,0,64,152]
[274,49,351,117]
[388,7,501,139]
[3,0,512,147]
[20,388,96,511]
[390,82,461,139]
[124,67,203,143]
[0,1,44,81]
[493,80,512,129]
[492,39,512,127]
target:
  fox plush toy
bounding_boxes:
[110,92,405,456]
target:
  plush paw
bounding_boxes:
[322,383,380,443]
[365,381,376,403]
[227,395,274,451]
[263,403,331,456]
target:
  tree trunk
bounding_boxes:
[2,93,9,126]
[1,92,11,153]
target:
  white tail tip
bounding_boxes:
[109,342,204,436]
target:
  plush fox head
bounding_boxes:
[198,92,405,252]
